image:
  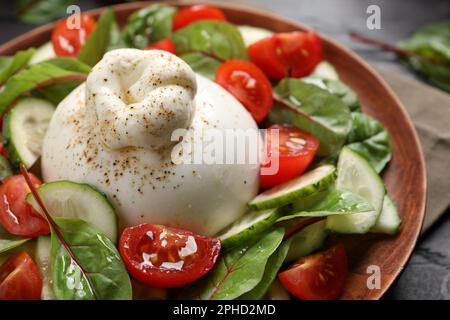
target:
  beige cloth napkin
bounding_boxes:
[374,66,450,232]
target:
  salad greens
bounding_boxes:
[78,8,117,67]
[346,112,392,173]
[172,20,248,74]
[121,4,177,49]
[0,224,30,254]
[15,0,72,25]
[271,79,353,156]
[179,52,222,80]
[51,217,132,300]
[302,76,361,112]
[238,238,293,300]
[0,49,35,86]
[399,21,450,92]
[279,188,374,221]
[182,228,284,300]
[0,58,90,115]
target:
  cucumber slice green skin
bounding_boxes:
[0,155,13,181]
[248,165,337,211]
[285,220,328,263]
[326,147,385,234]
[3,97,55,169]
[26,181,118,243]
[35,236,55,300]
[370,194,402,235]
[218,208,283,250]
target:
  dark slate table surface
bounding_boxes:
[1,0,449,299]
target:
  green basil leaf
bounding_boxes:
[15,0,72,25]
[346,112,392,173]
[51,217,132,300]
[172,20,248,61]
[179,52,222,80]
[238,238,292,300]
[0,224,30,254]
[271,79,352,156]
[399,21,450,92]
[278,188,374,221]
[181,227,284,300]
[78,8,116,67]
[0,49,35,86]
[0,58,89,115]
[121,4,177,49]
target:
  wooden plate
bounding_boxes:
[0,1,426,300]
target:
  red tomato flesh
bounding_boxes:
[119,223,221,288]
[0,251,42,300]
[260,125,319,188]
[215,60,273,123]
[146,38,177,54]
[51,13,96,57]
[279,244,348,300]
[248,31,322,80]
[173,5,226,31]
[0,175,49,237]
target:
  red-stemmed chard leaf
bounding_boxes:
[20,165,99,299]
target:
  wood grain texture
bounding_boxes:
[0,1,426,300]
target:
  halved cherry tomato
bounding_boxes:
[173,5,226,31]
[51,13,96,57]
[248,31,322,80]
[146,38,177,54]
[0,175,49,237]
[119,223,221,288]
[215,60,273,123]
[260,125,319,188]
[278,244,348,300]
[0,251,42,300]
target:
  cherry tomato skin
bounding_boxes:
[0,251,43,300]
[215,60,273,123]
[248,32,322,80]
[146,38,177,54]
[173,5,227,31]
[51,14,96,57]
[260,125,319,188]
[248,37,286,80]
[278,244,348,300]
[0,175,50,237]
[119,224,221,288]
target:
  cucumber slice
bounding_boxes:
[0,155,13,181]
[29,42,56,65]
[311,61,339,81]
[26,181,118,243]
[249,165,336,210]
[238,25,273,46]
[35,236,55,300]
[370,194,402,235]
[218,208,282,249]
[326,147,385,234]
[285,220,328,262]
[3,98,55,168]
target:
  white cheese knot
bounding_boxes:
[86,49,197,150]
